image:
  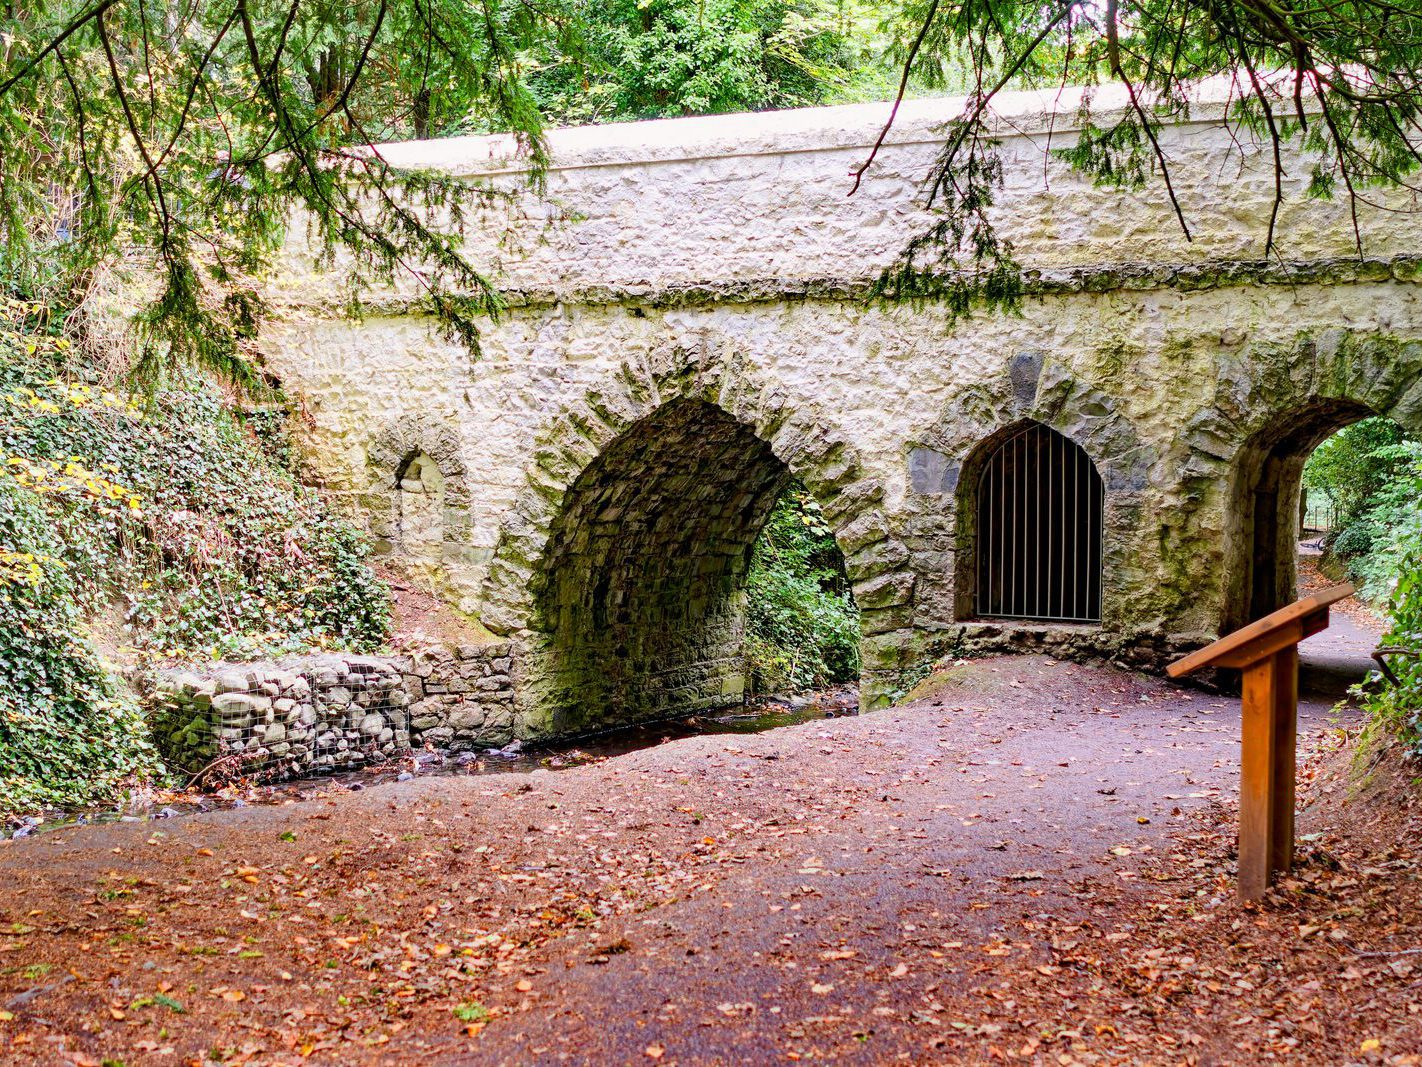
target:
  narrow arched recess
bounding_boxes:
[528,398,796,734]
[395,451,446,562]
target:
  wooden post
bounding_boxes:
[1268,644,1298,877]
[1168,585,1351,901]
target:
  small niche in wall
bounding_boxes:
[396,452,446,559]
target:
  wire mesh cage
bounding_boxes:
[150,656,413,785]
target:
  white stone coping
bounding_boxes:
[368,78,1261,178]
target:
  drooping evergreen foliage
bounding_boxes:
[0,0,566,385]
[864,1,1422,315]
[745,482,859,694]
[6,0,1420,370]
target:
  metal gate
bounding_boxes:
[974,423,1103,623]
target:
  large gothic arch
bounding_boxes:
[481,346,915,733]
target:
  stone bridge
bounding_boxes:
[257,84,1422,742]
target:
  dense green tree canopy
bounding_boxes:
[524,0,885,124]
[1307,419,1411,530]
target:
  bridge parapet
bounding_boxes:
[268,82,1422,311]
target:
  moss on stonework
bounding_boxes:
[265,254,1422,324]
[1088,336,1139,382]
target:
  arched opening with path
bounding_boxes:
[955,420,1105,624]
[1224,399,1410,693]
[1223,399,1376,634]
[526,397,851,735]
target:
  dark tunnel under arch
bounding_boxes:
[528,397,808,734]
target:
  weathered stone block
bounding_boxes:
[214,671,250,695]
[448,706,486,732]
[851,572,915,610]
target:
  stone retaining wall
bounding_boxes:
[399,640,518,747]
[149,640,516,781]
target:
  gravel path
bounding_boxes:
[1296,552,1385,697]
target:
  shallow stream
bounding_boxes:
[3,687,858,840]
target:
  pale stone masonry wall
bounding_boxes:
[252,84,1422,737]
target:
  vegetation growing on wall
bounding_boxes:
[0,300,389,815]
[745,482,859,693]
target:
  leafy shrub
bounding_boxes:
[0,299,390,814]
[1305,417,1409,528]
[1315,429,1422,757]
[1,318,390,659]
[0,479,160,814]
[1330,522,1375,559]
[1359,526,1422,760]
[1318,441,1422,604]
[744,482,859,693]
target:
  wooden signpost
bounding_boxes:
[1167,583,1355,901]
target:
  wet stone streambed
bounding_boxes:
[3,686,858,840]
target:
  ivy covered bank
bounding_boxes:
[0,301,389,814]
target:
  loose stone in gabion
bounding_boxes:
[149,645,517,783]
